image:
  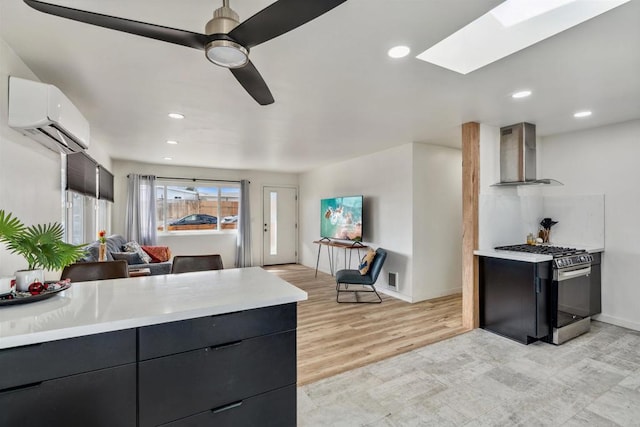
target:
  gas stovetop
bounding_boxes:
[494,244,593,268]
[495,244,582,257]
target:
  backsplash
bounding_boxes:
[543,195,605,247]
[479,194,604,249]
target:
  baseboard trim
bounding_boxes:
[593,313,640,332]
[378,287,413,303]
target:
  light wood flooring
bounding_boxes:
[263,264,467,386]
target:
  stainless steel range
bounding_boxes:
[495,244,593,344]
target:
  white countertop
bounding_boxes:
[0,267,308,349]
[474,244,604,263]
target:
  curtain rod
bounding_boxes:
[157,176,248,184]
[127,174,248,184]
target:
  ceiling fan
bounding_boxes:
[24,0,348,105]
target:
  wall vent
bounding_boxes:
[388,272,398,289]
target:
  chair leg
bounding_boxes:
[336,282,382,304]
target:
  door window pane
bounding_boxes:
[270,191,277,255]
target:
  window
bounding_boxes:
[156,182,240,233]
[67,191,95,245]
[64,153,113,244]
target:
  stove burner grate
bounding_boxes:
[494,244,584,257]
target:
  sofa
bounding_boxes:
[81,234,172,275]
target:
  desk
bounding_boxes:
[313,240,368,277]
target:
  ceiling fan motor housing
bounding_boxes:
[205,4,240,35]
[204,3,249,68]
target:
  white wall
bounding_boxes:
[478,124,604,249]
[412,144,462,300]
[111,160,298,268]
[540,120,640,330]
[299,144,414,299]
[0,38,64,277]
[0,37,115,278]
[299,142,463,302]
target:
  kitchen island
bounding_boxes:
[0,267,307,427]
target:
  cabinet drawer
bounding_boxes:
[139,330,296,427]
[139,303,296,360]
[0,328,136,390]
[160,385,296,427]
[0,364,136,427]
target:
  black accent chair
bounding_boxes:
[171,254,224,274]
[60,260,129,282]
[335,248,387,303]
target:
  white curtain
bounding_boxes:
[125,174,157,245]
[235,179,252,267]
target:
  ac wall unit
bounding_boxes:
[8,76,89,153]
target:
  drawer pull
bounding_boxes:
[212,400,243,414]
[0,381,43,395]
[210,340,243,351]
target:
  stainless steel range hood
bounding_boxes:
[491,122,562,187]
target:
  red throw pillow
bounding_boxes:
[141,246,172,263]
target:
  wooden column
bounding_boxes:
[462,122,480,329]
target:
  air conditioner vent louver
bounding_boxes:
[8,76,89,153]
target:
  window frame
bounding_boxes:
[63,154,114,244]
[155,180,240,236]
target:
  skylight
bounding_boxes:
[416,0,630,74]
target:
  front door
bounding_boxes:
[263,186,297,265]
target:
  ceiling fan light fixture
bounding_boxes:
[205,39,249,68]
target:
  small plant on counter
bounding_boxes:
[0,209,85,270]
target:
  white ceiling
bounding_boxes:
[1,0,639,173]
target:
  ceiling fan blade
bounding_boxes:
[230,61,274,106]
[24,0,209,50]
[229,0,347,49]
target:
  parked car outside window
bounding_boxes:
[221,215,238,224]
[168,214,217,230]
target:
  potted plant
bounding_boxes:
[0,210,85,291]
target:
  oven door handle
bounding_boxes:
[556,266,591,281]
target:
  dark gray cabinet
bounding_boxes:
[479,257,551,344]
[0,303,298,427]
[138,304,297,427]
[0,330,137,427]
[159,385,297,427]
[590,252,602,315]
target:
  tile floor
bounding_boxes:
[298,321,640,426]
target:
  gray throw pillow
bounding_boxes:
[111,251,144,265]
[123,241,152,264]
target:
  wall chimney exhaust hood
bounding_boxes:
[491,122,562,187]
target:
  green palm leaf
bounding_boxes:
[0,210,85,270]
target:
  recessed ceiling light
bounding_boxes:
[166,140,179,145]
[416,0,630,74]
[387,45,410,59]
[574,110,592,118]
[163,157,173,161]
[168,112,184,119]
[512,90,532,99]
